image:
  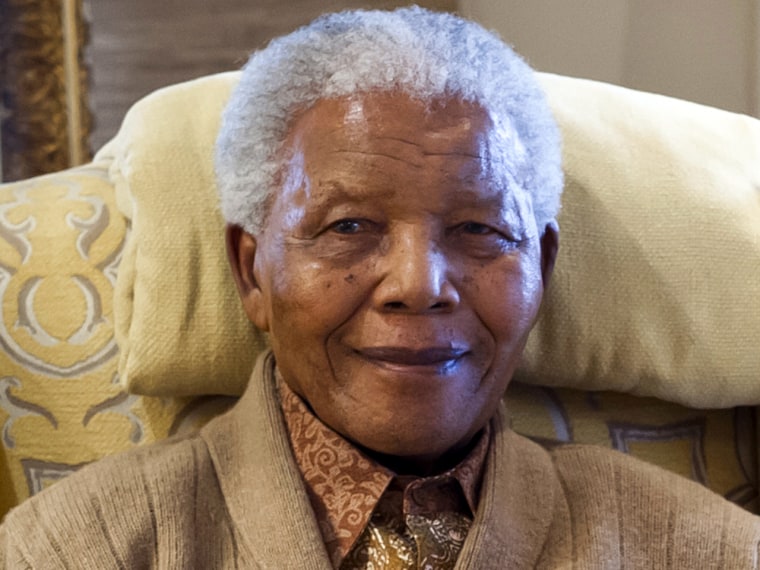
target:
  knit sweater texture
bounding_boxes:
[1,351,759,568]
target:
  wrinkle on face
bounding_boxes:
[329,148,426,169]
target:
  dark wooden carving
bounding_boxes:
[0,0,92,182]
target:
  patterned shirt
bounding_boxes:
[278,378,490,569]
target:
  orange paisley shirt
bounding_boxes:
[278,378,490,569]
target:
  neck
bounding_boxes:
[359,431,483,477]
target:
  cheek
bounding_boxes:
[267,265,373,402]
[266,257,369,348]
[475,256,544,345]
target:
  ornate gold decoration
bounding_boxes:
[0,170,122,376]
[0,0,92,182]
[0,376,57,448]
[21,457,87,494]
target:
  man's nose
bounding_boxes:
[372,229,460,313]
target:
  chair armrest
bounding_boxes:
[506,382,758,513]
[0,163,228,522]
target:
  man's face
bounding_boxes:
[228,92,557,473]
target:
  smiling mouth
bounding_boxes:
[357,346,468,370]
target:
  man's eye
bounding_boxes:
[461,222,493,235]
[330,219,363,234]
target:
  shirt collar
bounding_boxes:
[278,374,491,567]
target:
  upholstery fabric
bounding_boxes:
[525,73,760,408]
[107,72,760,407]
[0,164,235,521]
[507,383,758,513]
[103,72,267,398]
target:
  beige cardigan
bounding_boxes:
[2,351,759,568]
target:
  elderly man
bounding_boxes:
[1,7,759,569]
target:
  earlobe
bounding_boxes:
[539,221,559,289]
[225,225,270,331]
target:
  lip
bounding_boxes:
[357,346,468,369]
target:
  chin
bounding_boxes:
[363,436,451,458]
[345,419,481,473]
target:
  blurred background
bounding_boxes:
[1,0,758,181]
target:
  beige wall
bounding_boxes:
[459,0,759,117]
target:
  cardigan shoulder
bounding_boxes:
[0,431,236,569]
[546,442,760,569]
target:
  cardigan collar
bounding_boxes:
[201,350,562,569]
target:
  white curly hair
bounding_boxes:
[215,6,562,235]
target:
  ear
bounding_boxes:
[225,224,270,331]
[539,220,559,289]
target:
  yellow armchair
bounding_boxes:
[1,72,758,522]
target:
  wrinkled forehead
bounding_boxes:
[271,92,533,227]
[283,92,525,176]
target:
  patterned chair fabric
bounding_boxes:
[0,162,235,519]
[0,158,757,522]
